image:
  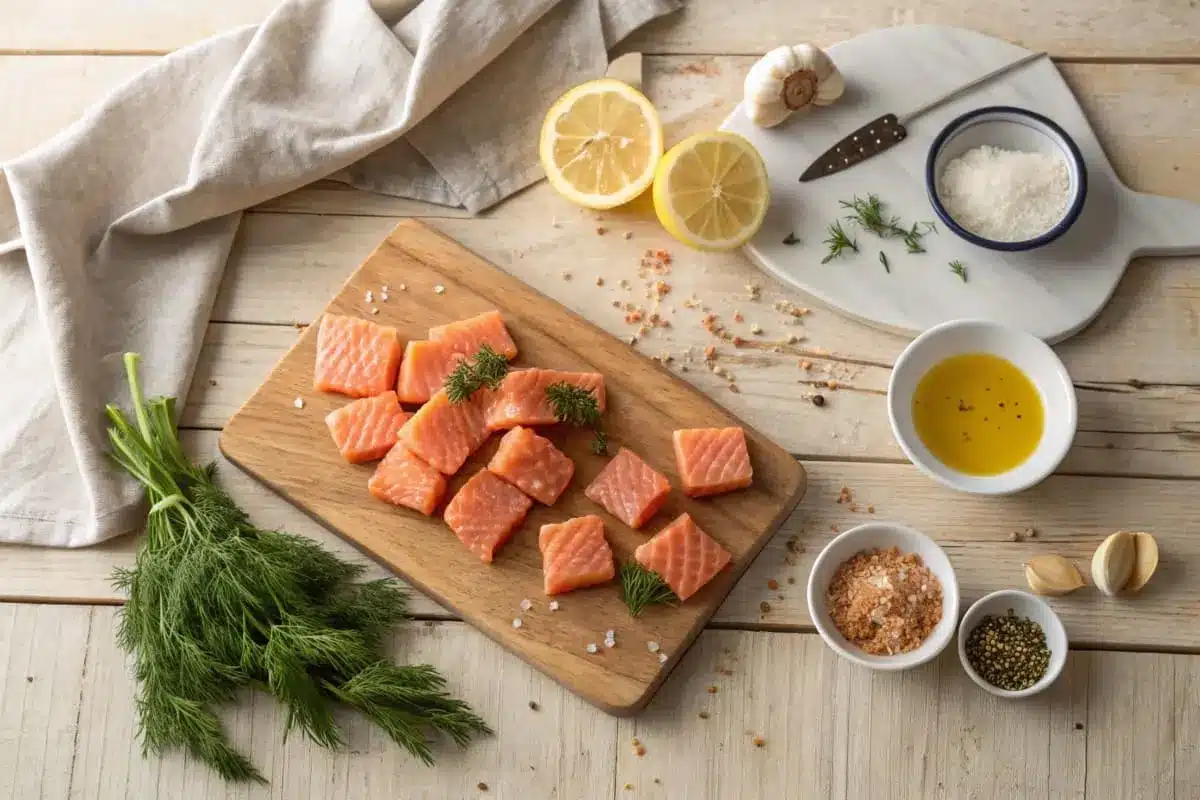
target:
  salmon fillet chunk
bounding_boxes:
[484,369,606,431]
[325,391,411,463]
[397,389,489,475]
[444,470,534,563]
[368,444,446,516]
[635,512,732,601]
[584,447,670,529]
[395,340,464,405]
[430,310,518,359]
[672,427,753,497]
[313,313,403,397]
[488,426,575,505]
[539,516,615,595]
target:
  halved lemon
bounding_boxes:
[652,131,769,251]
[539,78,663,210]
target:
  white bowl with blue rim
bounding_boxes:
[925,106,1087,251]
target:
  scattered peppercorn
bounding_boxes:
[528,701,539,711]
[1074,722,1084,731]
[965,609,1051,691]
[759,601,771,614]
[477,782,489,791]
[698,711,710,719]
[812,394,826,407]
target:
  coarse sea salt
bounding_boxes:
[936,145,1070,242]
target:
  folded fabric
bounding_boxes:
[0,0,679,547]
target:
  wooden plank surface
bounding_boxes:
[221,220,806,713]
[6,0,1200,59]
[3,604,1197,799]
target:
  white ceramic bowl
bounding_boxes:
[888,318,1077,495]
[926,105,1088,251]
[807,522,959,671]
[957,589,1068,698]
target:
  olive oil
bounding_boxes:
[911,353,1044,475]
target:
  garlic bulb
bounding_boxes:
[743,44,845,128]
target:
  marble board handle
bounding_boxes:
[1127,192,1200,258]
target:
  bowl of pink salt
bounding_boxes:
[807,522,959,671]
[926,106,1087,252]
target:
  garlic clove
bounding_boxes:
[1091,531,1136,596]
[1024,554,1085,596]
[742,43,843,128]
[1124,532,1159,593]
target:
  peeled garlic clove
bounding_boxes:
[1124,532,1159,593]
[1025,554,1085,596]
[1091,531,1136,596]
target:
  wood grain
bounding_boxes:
[220,220,807,713]
[5,0,1199,58]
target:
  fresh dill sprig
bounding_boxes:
[878,251,890,273]
[444,344,509,403]
[107,354,490,784]
[840,194,900,237]
[949,260,968,282]
[820,221,859,264]
[546,381,608,454]
[619,561,678,617]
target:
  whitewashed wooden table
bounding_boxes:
[2,2,1200,798]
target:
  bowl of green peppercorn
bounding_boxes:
[958,589,1068,698]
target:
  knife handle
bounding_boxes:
[802,114,907,181]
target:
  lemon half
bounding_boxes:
[652,131,769,251]
[539,79,663,210]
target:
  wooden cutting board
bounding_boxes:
[220,220,807,714]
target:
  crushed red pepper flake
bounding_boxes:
[596,226,608,235]
[752,736,766,748]
[706,685,719,694]
[767,579,779,590]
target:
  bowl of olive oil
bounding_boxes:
[887,319,1077,495]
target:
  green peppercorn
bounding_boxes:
[964,609,1051,691]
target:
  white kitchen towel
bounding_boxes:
[0,0,679,547]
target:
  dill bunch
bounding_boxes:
[619,562,678,617]
[545,381,607,454]
[107,354,490,783]
[444,344,509,403]
[820,221,859,264]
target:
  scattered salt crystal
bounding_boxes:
[605,629,615,639]
[604,639,616,649]
[382,284,389,292]
[380,291,389,302]
[586,643,598,654]
[549,601,560,611]
[370,307,379,315]
[519,598,532,612]
[292,397,305,409]
[647,641,660,653]
[365,290,374,302]
[398,283,407,291]
[433,285,446,295]
[512,618,523,629]
[658,653,668,663]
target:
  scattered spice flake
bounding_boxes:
[619,279,631,289]
[800,359,812,370]
[787,335,800,344]
[753,736,766,748]
[292,397,305,409]
[529,700,539,711]
[746,283,761,300]
[728,383,740,394]
[635,745,646,757]
[478,782,489,792]
[704,346,717,361]
[624,784,633,791]
[827,379,839,391]
[830,524,839,533]
[868,505,876,514]
[434,284,446,295]
[654,280,671,297]
[596,226,608,235]
[733,311,744,323]
[812,394,826,407]
[848,503,858,512]
[732,336,746,347]
[561,271,572,281]
[676,60,721,76]
[596,277,605,286]
[788,576,796,584]
[786,536,802,554]
[623,231,633,240]
[837,486,853,504]
[707,685,719,694]
[624,310,644,324]
[767,579,779,590]
[782,232,800,245]
[759,601,771,614]
[750,324,763,335]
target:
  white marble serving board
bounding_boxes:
[720,25,1200,343]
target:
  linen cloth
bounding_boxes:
[0,0,679,546]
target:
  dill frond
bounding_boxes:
[619,561,678,617]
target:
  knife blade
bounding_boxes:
[798,51,1046,183]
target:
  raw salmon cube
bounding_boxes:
[325,391,411,463]
[430,310,518,359]
[314,313,402,397]
[397,389,489,475]
[368,444,446,515]
[488,426,575,505]
[635,512,732,601]
[584,447,670,529]
[444,470,533,563]
[484,369,606,430]
[395,340,464,404]
[538,516,615,595]
[672,427,753,498]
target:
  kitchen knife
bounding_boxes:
[798,50,1046,182]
